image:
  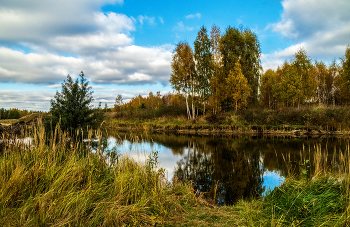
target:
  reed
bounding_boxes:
[0,121,196,226]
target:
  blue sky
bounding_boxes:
[0,0,349,111]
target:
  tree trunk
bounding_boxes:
[185,95,191,119]
[204,103,206,116]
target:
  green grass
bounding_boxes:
[263,176,348,226]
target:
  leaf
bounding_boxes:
[302,169,307,174]
[150,216,157,220]
[305,160,309,164]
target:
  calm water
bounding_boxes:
[101,131,350,205]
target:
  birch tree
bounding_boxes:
[194,26,213,116]
[220,26,261,106]
[170,42,196,119]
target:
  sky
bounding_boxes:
[0,0,349,111]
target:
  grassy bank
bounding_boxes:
[0,113,45,126]
[106,106,350,135]
[2,122,350,226]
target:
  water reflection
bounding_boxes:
[105,131,350,205]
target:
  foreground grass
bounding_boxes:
[2,123,350,226]
[177,176,349,227]
[0,136,197,226]
[2,148,348,226]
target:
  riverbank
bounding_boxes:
[105,106,350,136]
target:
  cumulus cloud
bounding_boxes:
[263,0,350,71]
[271,0,350,40]
[0,0,124,44]
[0,45,172,85]
[185,13,201,19]
[0,0,177,109]
[48,33,133,55]
[0,0,173,86]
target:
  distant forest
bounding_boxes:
[0,108,37,120]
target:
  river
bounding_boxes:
[97,131,350,205]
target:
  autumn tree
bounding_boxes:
[209,25,223,114]
[293,48,317,106]
[328,61,340,106]
[314,61,334,105]
[170,42,196,119]
[260,69,277,109]
[338,46,350,105]
[194,26,213,115]
[220,26,261,106]
[224,63,251,111]
[280,64,302,107]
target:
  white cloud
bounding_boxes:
[138,15,156,25]
[95,12,134,33]
[271,0,350,40]
[48,33,133,55]
[0,0,174,110]
[185,13,201,19]
[46,84,62,88]
[0,1,124,43]
[0,47,82,83]
[0,90,54,111]
[264,0,350,70]
[0,44,172,85]
[174,22,194,31]
[0,0,173,86]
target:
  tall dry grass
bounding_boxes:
[0,121,196,226]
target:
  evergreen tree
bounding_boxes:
[50,71,102,132]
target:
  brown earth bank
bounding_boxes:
[106,124,350,136]
[0,119,38,135]
[104,106,350,137]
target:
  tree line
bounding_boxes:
[0,108,35,120]
[261,47,350,108]
[168,25,350,118]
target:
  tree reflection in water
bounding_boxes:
[174,139,264,205]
